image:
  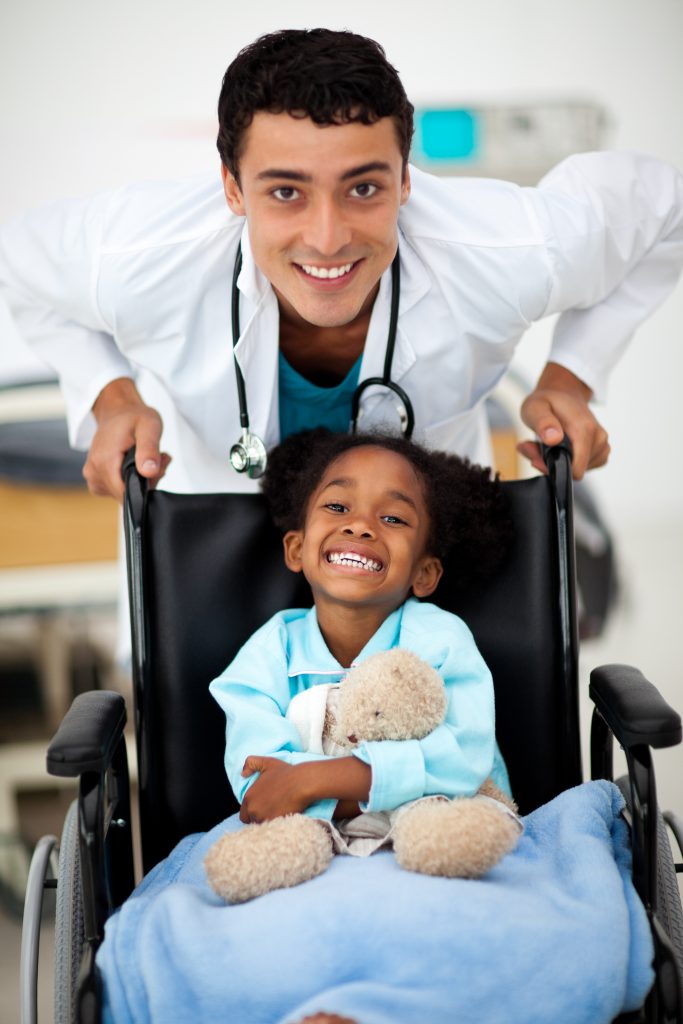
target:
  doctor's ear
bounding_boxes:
[282,530,305,574]
[410,555,443,599]
[400,166,411,205]
[221,165,246,216]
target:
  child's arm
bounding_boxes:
[209,612,368,822]
[351,609,498,813]
[238,754,371,823]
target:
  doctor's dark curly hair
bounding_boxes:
[261,429,514,594]
[217,29,414,181]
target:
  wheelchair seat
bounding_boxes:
[125,445,582,872]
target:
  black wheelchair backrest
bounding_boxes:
[123,447,581,873]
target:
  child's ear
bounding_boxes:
[411,556,443,598]
[282,530,304,574]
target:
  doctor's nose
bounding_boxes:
[301,198,352,255]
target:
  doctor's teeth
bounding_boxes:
[300,263,353,279]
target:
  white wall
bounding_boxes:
[2,0,682,800]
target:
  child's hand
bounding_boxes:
[239,755,371,823]
[239,756,312,823]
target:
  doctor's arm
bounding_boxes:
[0,194,169,501]
[517,361,609,479]
[518,151,683,479]
[86,378,170,502]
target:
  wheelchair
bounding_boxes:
[20,441,683,1023]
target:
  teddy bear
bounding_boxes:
[205,649,522,904]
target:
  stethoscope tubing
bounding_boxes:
[349,251,414,438]
[231,244,249,431]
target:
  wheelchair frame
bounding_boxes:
[20,443,683,1024]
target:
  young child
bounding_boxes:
[209,428,514,826]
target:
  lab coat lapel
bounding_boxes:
[229,228,432,446]
[231,227,281,451]
[355,233,430,426]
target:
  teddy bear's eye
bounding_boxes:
[374,710,382,717]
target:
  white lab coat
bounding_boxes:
[1,153,683,494]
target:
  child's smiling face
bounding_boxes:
[282,445,443,615]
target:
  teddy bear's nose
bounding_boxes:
[347,733,358,744]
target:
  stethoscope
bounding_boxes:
[229,243,415,477]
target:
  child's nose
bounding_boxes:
[342,521,375,539]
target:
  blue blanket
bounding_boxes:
[98,781,654,1024]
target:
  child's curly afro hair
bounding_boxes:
[260,428,514,594]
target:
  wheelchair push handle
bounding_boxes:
[122,445,149,513]
[540,433,573,470]
[122,439,575,494]
[122,445,145,484]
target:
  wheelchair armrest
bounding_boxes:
[46,691,128,777]
[47,689,135,971]
[589,665,682,750]
[590,661,682,1006]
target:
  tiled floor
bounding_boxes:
[2,521,682,1023]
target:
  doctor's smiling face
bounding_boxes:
[221,111,410,332]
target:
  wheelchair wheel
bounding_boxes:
[54,800,85,1024]
[616,776,683,995]
[655,817,683,977]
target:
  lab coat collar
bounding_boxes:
[232,224,281,451]
[394,227,432,319]
[286,602,407,678]
[355,230,431,421]
[234,222,268,304]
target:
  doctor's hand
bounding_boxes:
[517,362,610,480]
[83,377,172,502]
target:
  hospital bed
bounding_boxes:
[21,441,683,1023]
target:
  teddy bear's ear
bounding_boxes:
[283,530,304,574]
[411,556,443,598]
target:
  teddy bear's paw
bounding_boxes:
[392,798,520,879]
[204,814,333,903]
[477,776,518,815]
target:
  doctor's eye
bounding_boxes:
[350,183,378,199]
[272,187,301,202]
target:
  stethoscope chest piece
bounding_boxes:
[229,429,267,478]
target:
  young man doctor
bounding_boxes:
[1,28,683,500]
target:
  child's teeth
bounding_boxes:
[328,552,381,572]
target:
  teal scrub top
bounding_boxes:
[278,352,362,440]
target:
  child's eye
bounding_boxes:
[382,514,407,525]
[325,502,347,513]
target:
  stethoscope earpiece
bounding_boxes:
[229,244,414,475]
